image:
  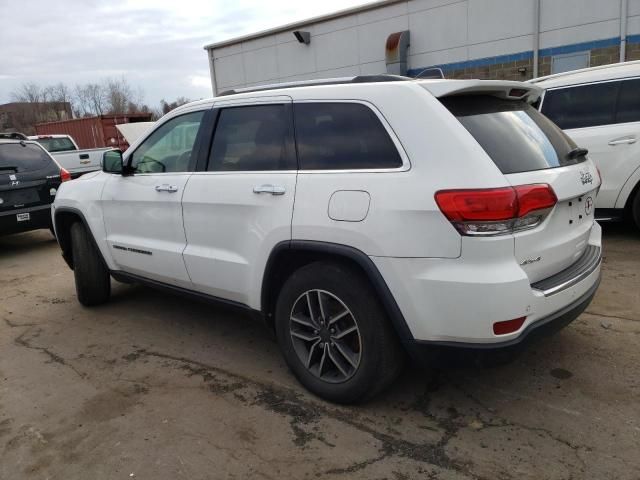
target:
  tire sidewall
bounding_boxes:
[275,262,389,403]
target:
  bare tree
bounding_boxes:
[52,83,72,105]
[160,97,191,115]
[103,77,142,114]
[86,83,106,116]
[11,82,42,103]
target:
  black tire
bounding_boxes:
[70,222,110,306]
[632,188,640,231]
[274,261,404,404]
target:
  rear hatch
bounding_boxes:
[439,93,600,283]
[0,142,63,215]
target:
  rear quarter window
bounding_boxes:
[294,102,402,170]
[0,143,56,173]
[441,95,580,174]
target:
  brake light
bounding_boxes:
[493,317,526,335]
[60,168,72,182]
[435,184,557,236]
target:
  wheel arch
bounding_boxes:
[261,240,415,346]
[53,207,108,270]
[616,163,640,212]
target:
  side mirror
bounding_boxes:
[103,150,123,174]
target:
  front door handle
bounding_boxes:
[608,136,636,146]
[253,184,285,195]
[155,184,179,193]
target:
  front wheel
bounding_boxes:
[70,222,111,306]
[274,262,404,404]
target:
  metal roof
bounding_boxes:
[203,0,403,50]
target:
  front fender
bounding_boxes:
[52,172,118,270]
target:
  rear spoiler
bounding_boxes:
[419,80,543,104]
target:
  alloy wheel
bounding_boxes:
[289,289,362,383]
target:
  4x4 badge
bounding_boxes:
[580,171,593,185]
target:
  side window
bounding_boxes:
[208,105,292,171]
[541,82,619,130]
[294,103,402,170]
[130,111,205,173]
[616,78,640,124]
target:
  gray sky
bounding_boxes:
[0,0,368,107]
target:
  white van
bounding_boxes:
[530,61,640,228]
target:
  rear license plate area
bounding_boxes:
[566,190,596,226]
[16,213,30,222]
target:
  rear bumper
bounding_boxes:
[0,204,52,236]
[372,222,602,346]
[413,274,598,350]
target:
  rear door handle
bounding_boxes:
[155,184,179,193]
[79,153,90,160]
[253,184,285,195]
[608,136,636,146]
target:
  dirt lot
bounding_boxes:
[0,225,639,480]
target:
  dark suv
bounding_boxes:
[0,140,70,236]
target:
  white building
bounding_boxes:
[204,0,640,95]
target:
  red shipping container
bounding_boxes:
[35,113,153,151]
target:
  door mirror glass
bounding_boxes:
[103,150,123,173]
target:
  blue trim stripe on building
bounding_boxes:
[407,36,639,77]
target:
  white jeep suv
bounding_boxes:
[52,76,602,403]
[531,60,640,227]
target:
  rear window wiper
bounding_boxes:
[567,147,588,160]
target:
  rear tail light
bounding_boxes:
[493,317,526,335]
[60,168,72,182]
[435,184,557,236]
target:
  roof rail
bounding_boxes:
[0,132,28,140]
[218,75,412,97]
[529,59,640,84]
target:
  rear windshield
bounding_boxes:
[0,143,55,173]
[35,137,77,152]
[441,95,581,174]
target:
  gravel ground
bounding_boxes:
[0,224,639,479]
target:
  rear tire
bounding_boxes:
[274,261,404,404]
[632,189,640,231]
[70,222,110,306]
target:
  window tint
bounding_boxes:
[35,137,77,152]
[208,105,292,171]
[294,103,402,170]
[442,95,580,175]
[0,143,55,173]
[616,78,640,124]
[541,82,619,129]
[131,111,204,173]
